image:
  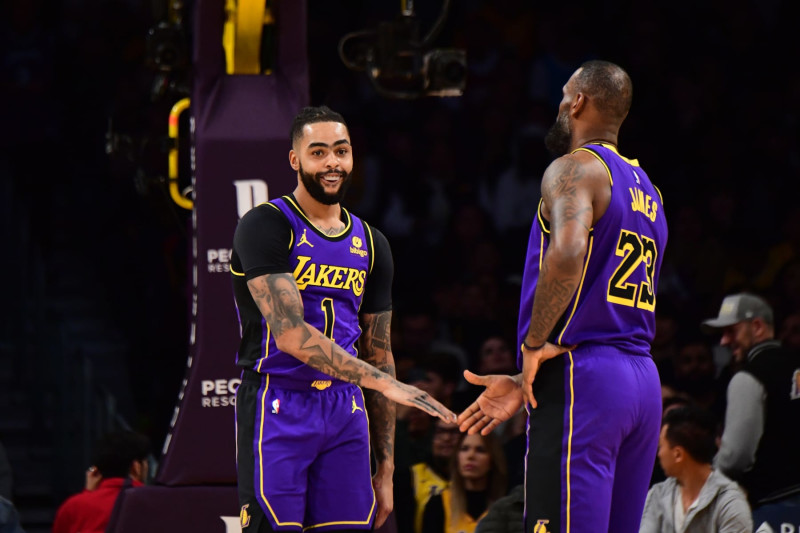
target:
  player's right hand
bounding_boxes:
[457,370,524,435]
[382,381,457,423]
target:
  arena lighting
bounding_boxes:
[338,0,467,99]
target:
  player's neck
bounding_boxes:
[572,127,618,151]
[292,187,343,232]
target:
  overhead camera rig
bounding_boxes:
[338,0,467,99]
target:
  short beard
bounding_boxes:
[544,110,572,157]
[299,163,351,205]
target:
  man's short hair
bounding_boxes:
[575,60,632,121]
[92,431,150,478]
[290,106,348,146]
[662,406,718,464]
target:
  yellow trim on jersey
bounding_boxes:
[230,266,245,276]
[536,199,550,235]
[557,235,594,345]
[566,351,575,533]
[653,184,664,206]
[363,222,375,274]
[590,142,640,166]
[265,201,295,249]
[304,386,376,530]
[257,376,303,528]
[255,325,272,373]
[573,147,613,186]
[283,195,352,238]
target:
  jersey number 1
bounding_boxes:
[321,298,336,341]
[607,229,657,311]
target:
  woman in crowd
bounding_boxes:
[421,432,508,533]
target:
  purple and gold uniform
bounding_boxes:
[232,195,392,532]
[518,143,667,533]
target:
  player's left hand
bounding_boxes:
[522,342,575,408]
[372,466,393,529]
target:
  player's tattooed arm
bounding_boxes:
[359,310,396,469]
[526,154,594,346]
[247,274,456,422]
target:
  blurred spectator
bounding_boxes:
[639,405,752,533]
[395,419,462,533]
[671,339,725,421]
[701,294,800,511]
[52,430,150,533]
[421,433,508,533]
[650,395,694,487]
[779,312,800,353]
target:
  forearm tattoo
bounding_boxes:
[248,273,386,386]
[360,311,396,465]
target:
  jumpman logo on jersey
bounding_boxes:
[351,396,363,413]
[297,228,314,248]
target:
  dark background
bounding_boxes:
[2,0,799,529]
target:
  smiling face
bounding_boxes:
[720,320,757,364]
[290,121,353,205]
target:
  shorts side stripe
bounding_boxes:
[258,374,303,528]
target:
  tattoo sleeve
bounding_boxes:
[359,311,396,468]
[246,273,389,389]
[527,156,594,344]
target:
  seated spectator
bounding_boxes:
[395,419,463,533]
[639,405,751,533]
[52,430,150,533]
[421,433,507,533]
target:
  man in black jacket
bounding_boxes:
[702,293,800,527]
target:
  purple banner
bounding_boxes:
[154,0,309,487]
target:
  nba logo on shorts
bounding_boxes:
[533,519,550,533]
[272,398,280,414]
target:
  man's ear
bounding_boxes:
[751,317,773,340]
[571,93,587,117]
[673,445,685,463]
[289,150,299,171]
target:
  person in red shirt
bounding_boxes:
[52,431,150,533]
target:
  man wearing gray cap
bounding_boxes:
[701,293,800,521]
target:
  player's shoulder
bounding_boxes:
[543,150,608,184]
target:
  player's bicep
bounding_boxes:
[542,155,595,244]
[247,272,305,338]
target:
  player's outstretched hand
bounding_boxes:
[457,370,524,435]
[382,381,457,423]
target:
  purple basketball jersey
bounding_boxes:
[517,143,668,366]
[254,196,373,382]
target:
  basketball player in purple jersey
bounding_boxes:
[458,61,667,533]
[231,106,456,533]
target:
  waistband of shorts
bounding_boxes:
[241,369,353,391]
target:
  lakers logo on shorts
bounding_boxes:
[311,380,332,390]
[533,519,550,533]
[240,504,251,528]
[352,395,364,413]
